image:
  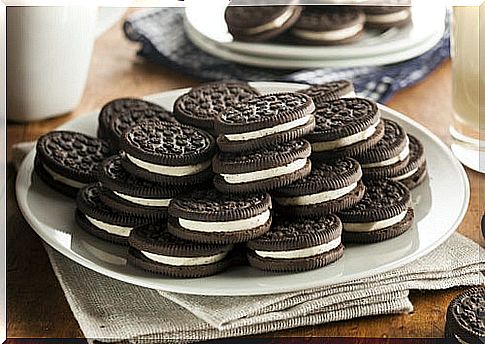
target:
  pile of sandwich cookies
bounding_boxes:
[33,79,428,278]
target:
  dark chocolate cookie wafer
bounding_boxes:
[272,158,365,218]
[300,80,356,105]
[121,120,216,185]
[35,131,112,197]
[247,214,344,272]
[339,179,414,244]
[128,223,232,278]
[215,92,315,153]
[390,134,427,189]
[168,189,272,244]
[363,6,412,29]
[173,81,259,134]
[306,98,384,160]
[213,139,312,194]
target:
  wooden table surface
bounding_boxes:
[6,10,485,341]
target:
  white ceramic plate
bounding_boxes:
[16,82,469,296]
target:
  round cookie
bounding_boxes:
[173,81,259,135]
[213,139,312,194]
[168,189,272,244]
[363,6,412,29]
[225,3,302,42]
[75,184,148,245]
[272,158,365,218]
[390,134,427,189]
[128,223,232,278]
[120,119,216,185]
[215,92,316,153]
[35,131,112,197]
[290,6,365,45]
[306,98,385,160]
[300,80,356,105]
[338,179,414,244]
[246,215,344,273]
[445,287,485,344]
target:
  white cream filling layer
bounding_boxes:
[126,154,211,176]
[141,250,228,266]
[224,114,314,142]
[255,237,341,259]
[275,182,358,206]
[391,167,418,181]
[179,209,271,233]
[362,138,410,168]
[113,191,171,207]
[343,210,408,232]
[221,158,307,184]
[341,91,357,98]
[292,23,364,41]
[85,215,133,237]
[43,164,87,189]
[311,120,380,152]
[245,7,295,34]
[365,9,410,24]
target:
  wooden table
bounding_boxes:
[7,11,485,341]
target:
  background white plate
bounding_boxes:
[16,82,469,296]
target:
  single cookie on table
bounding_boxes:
[128,223,232,278]
[34,131,112,198]
[215,92,315,153]
[225,2,302,42]
[290,6,365,45]
[246,214,344,273]
[444,286,485,344]
[272,157,365,218]
[300,80,356,105]
[98,98,175,150]
[306,98,384,160]
[213,139,312,194]
[98,155,192,220]
[338,179,414,244]
[354,119,410,181]
[168,189,272,244]
[173,81,259,135]
[75,184,148,245]
[120,119,216,185]
[363,6,412,29]
[389,134,427,189]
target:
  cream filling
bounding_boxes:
[221,158,307,184]
[224,114,314,142]
[141,250,228,266]
[245,7,295,34]
[274,182,358,206]
[178,209,270,233]
[362,139,410,168]
[85,215,132,237]
[113,191,171,207]
[343,210,408,232]
[292,23,364,41]
[391,167,419,181]
[255,237,341,259]
[42,164,87,189]
[365,9,410,24]
[126,154,211,176]
[341,91,357,98]
[311,120,380,152]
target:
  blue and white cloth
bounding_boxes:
[124,8,450,103]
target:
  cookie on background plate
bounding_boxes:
[128,223,233,278]
[300,80,356,105]
[34,131,112,197]
[363,6,412,29]
[215,92,315,153]
[339,179,414,244]
[390,134,427,189]
[168,189,272,244]
[246,214,344,273]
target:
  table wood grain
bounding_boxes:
[6,10,484,341]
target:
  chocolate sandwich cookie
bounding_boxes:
[75,184,148,244]
[215,93,315,153]
[247,215,344,272]
[290,6,365,45]
[35,131,112,197]
[213,139,312,194]
[306,98,385,160]
[300,80,356,105]
[128,223,232,278]
[445,287,485,344]
[339,179,414,244]
[120,120,216,185]
[168,189,272,244]
[98,98,175,150]
[355,119,410,181]
[173,81,259,135]
[390,134,427,189]
[272,158,365,218]
[225,3,302,42]
[363,6,412,29]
